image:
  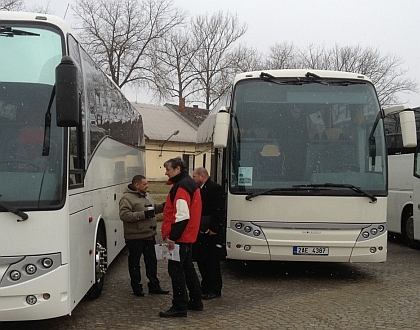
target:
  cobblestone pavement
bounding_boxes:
[2,234,420,330]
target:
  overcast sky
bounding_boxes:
[26,0,420,107]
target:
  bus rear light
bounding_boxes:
[26,295,37,305]
[10,270,21,281]
[25,264,37,275]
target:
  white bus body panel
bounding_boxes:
[387,153,414,234]
[226,194,386,262]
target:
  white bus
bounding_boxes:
[0,12,145,321]
[197,69,416,263]
[385,109,419,247]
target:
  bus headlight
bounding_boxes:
[362,232,369,238]
[370,228,378,235]
[10,270,21,281]
[244,226,252,233]
[253,230,261,236]
[235,222,243,230]
[26,295,37,305]
[42,258,53,268]
[378,225,385,232]
[25,264,37,275]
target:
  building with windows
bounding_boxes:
[132,102,211,181]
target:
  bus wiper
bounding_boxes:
[245,187,303,200]
[0,201,29,221]
[0,26,40,37]
[293,183,377,203]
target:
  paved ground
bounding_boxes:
[2,234,420,330]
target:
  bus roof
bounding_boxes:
[233,69,372,84]
[0,11,71,35]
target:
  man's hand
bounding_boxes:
[167,239,175,251]
[205,229,217,236]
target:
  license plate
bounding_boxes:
[293,246,329,255]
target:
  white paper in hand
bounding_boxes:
[155,243,180,261]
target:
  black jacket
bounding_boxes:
[192,178,226,261]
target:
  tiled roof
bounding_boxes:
[164,103,209,128]
[131,103,200,143]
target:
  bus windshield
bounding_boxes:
[0,24,64,208]
[229,78,386,197]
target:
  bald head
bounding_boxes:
[192,167,209,186]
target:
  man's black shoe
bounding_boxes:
[133,289,145,297]
[202,293,220,300]
[159,307,187,318]
[187,300,204,311]
[149,288,170,294]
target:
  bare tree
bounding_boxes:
[73,0,185,89]
[190,11,247,109]
[0,0,23,11]
[295,44,418,106]
[265,42,297,69]
[148,28,201,103]
[229,44,265,72]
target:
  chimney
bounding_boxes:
[193,105,198,109]
[179,97,185,114]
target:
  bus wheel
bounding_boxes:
[403,213,420,249]
[86,226,108,299]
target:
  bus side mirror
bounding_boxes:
[384,105,417,148]
[399,111,417,148]
[213,108,230,148]
[56,56,79,127]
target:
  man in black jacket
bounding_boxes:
[192,167,226,300]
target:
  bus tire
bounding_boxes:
[403,210,420,249]
[86,225,108,299]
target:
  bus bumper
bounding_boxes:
[0,264,70,321]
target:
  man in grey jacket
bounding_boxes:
[119,175,169,297]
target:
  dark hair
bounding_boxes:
[164,157,187,173]
[132,174,146,185]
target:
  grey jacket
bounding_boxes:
[119,184,164,240]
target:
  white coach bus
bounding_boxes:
[198,69,416,263]
[0,12,145,321]
[385,109,419,247]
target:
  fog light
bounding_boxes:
[370,228,378,235]
[244,226,252,233]
[26,295,37,305]
[370,247,377,253]
[362,232,369,238]
[244,245,251,251]
[26,264,37,275]
[253,230,261,236]
[10,270,21,281]
[42,258,53,268]
[235,222,243,230]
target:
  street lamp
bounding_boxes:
[159,130,179,156]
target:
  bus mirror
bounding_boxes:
[213,111,230,148]
[56,56,79,127]
[399,110,417,148]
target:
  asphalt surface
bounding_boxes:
[1,233,420,329]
